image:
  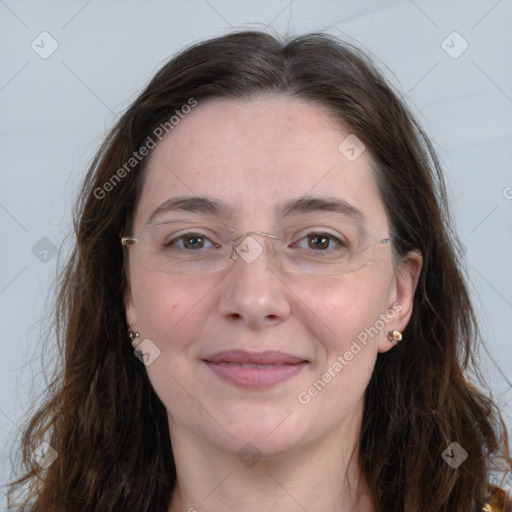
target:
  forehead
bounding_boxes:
[134,95,388,231]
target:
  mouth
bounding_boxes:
[202,350,309,390]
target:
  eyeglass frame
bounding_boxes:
[120,217,393,276]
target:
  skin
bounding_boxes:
[124,95,422,512]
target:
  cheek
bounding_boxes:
[312,272,393,346]
[299,275,391,414]
[129,274,212,411]
[130,271,211,348]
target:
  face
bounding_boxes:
[124,95,421,459]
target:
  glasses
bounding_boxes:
[121,218,392,276]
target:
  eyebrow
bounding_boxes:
[146,195,366,225]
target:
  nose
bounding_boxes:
[217,234,291,329]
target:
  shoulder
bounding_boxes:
[482,484,512,512]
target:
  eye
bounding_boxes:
[292,231,349,251]
[164,231,221,250]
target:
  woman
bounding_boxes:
[7,30,511,511]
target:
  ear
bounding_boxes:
[378,249,423,353]
[124,286,138,328]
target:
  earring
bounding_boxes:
[386,330,403,346]
[127,324,140,347]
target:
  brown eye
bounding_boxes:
[164,232,218,250]
[307,234,330,250]
[293,232,347,251]
[182,234,206,249]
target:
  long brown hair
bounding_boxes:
[7,29,511,511]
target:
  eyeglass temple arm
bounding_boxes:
[121,237,138,246]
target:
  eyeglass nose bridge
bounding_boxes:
[229,230,279,262]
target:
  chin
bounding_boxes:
[206,403,312,459]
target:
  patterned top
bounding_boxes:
[482,485,512,512]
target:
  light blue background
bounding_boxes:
[1,0,511,503]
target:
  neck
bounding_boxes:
[167,412,376,512]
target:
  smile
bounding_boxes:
[203,350,309,390]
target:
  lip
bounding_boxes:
[203,350,309,390]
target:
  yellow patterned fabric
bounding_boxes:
[482,485,511,512]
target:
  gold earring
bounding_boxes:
[127,324,140,347]
[386,330,403,346]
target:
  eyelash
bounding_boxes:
[292,232,349,251]
[164,230,349,251]
[164,232,219,250]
